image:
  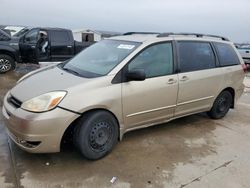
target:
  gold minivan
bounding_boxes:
[2,33,246,160]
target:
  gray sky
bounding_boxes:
[1,0,249,42]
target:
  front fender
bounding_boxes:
[0,44,19,61]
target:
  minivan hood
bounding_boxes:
[10,66,90,102]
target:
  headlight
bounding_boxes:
[21,91,67,112]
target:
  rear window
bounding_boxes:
[214,43,240,66]
[50,31,70,43]
[177,41,216,72]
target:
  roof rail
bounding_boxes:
[123,32,160,35]
[157,32,229,41]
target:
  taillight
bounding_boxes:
[242,64,248,73]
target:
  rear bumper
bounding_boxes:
[2,92,80,153]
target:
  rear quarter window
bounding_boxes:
[214,42,240,66]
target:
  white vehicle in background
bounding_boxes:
[0,26,26,36]
[236,44,250,64]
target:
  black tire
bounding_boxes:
[74,111,119,160]
[0,54,16,73]
[207,91,233,119]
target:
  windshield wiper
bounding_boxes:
[62,67,81,76]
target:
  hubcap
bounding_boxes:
[89,122,112,152]
[0,58,11,72]
[217,96,229,113]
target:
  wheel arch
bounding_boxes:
[60,108,121,150]
[220,87,235,108]
[0,49,17,61]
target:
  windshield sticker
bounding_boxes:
[117,44,135,50]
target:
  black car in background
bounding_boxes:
[0,27,94,73]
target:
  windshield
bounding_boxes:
[0,29,10,40]
[62,40,141,78]
[13,28,30,37]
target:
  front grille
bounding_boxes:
[8,96,22,108]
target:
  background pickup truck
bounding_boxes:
[237,45,250,65]
[0,27,94,73]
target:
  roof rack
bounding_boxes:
[157,32,229,41]
[123,32,160,35]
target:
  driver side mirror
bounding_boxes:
[126,69,146,81]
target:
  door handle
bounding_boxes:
[180,76,189,82]
[31,46,36,49]
[246,51,249,53]
[167,78,177,84]
[67,46,72,48]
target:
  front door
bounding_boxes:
[19,28,39,63]
[122,42,178,129]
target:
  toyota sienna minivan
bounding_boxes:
[2,32,246,160]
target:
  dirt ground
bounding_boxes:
[0,64,250,188]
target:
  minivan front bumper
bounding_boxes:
[2,92,80,153]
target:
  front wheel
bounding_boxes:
[74,111,119,160]
[0,55,16,73]
[207,91,233,119]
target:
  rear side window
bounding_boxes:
[214,43,240,66]
[128,43,173,78]
[50,31,70,43]
[177,41,216,72]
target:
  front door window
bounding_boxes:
[24,29,39,43]
[128,43,173,78]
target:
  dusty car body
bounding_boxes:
[2,32,246,160]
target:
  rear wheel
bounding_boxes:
[74,111,119,160]
[0,55,15,73]
[207,91,233,119]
